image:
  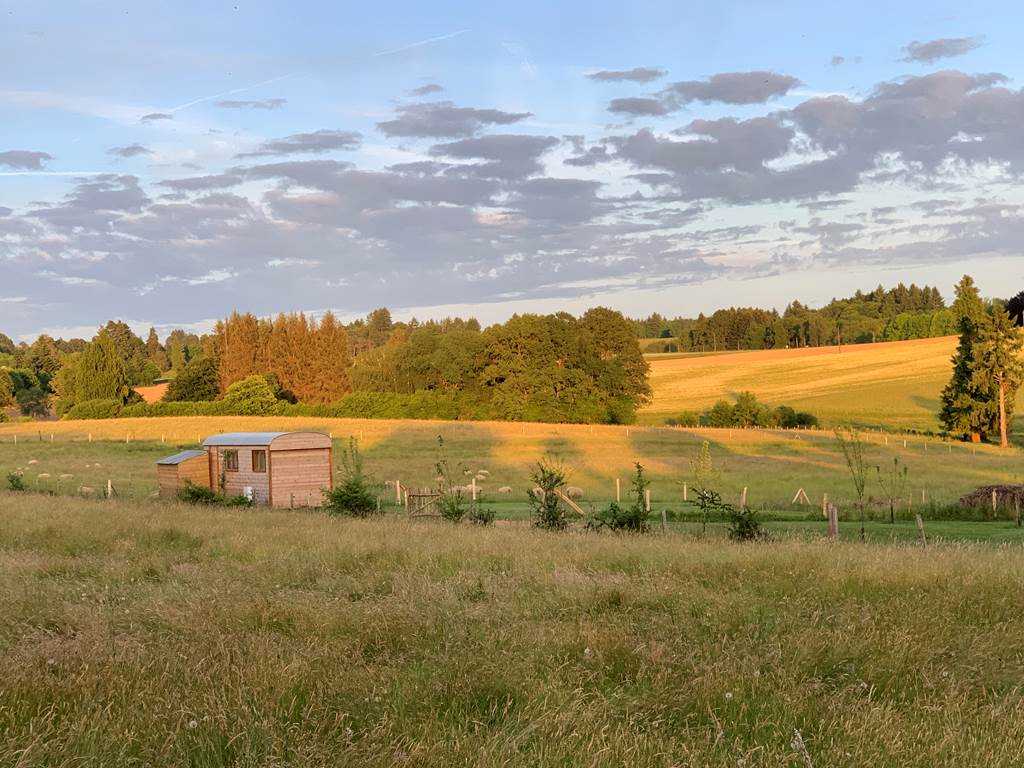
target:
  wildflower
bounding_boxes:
[725,691,733,700]
[188,720,198,730]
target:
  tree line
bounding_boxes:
[1,307,650,425]
[633,283,956,352]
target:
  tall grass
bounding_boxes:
[1,493,1024,766]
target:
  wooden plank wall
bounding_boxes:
[269,448,331,508]
[210,446,271,503]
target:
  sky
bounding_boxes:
[2,0,1024,341]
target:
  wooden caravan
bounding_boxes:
[156,449,210,498]
[202,432,333,508]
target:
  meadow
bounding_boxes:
[2,494,1024,767]
[640,336,1024,439]
[0,416,1021,521]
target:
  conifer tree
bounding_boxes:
[940,275,993,441]
[971,308,1024,448]
[76,330,131,403]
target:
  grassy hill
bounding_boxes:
[640,336,1024,438]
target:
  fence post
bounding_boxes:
[683,481,688,502]
[644,489,651,512]
[740,487,747,510]
[827,505,839,540]
[661,508,667,535]
[106,479,112,499]
[915,514,927,547]
[992,489,998,514]
[395,480,401,504]
[615,477,621,503]
[822,492,829,520]
[471,477,477,502]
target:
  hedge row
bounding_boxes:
[64,391,465,422]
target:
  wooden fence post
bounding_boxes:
[683,481,688,502]
[471,477,477,501]
[915,514,927,546]
[992,489,998,514]
[822,493,829,520]
[739,487,747,510]
[106,479,112,499]
[827,505,839,540]
[615,477,621,503]
[395,480,401,504]
[644,489,651,512]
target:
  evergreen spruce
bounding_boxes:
[939,276,993,441]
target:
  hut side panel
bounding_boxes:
[211,447,271,503]
[270,448,331,507]
[157,455,211,498]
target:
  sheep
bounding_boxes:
[497,486,513,495]
[565,486,584,499]
[27,459,38,465]
[79,486,95,496]
[37,473,51,479]
[59,473,74,481]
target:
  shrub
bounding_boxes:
[223,375,277,415]
[726,503,763,541]
[591,462,651,533]
[324,437,377,518]
[177,481,221,505]
[528,459,570,531]
[6,471,25,491]
[64,398,123,420]
[467,501,496,525]
[665,410,700,427]
[16,387,49,418]
[434,436,468,522]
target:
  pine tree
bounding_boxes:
[76,330,131,403]
[940,276,993,441]
[971,308,1024,448]
[145,327,168,371]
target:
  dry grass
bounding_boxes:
[1,493,1024,766]
[641,336,1024,435]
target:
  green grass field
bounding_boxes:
[0,417,1021,515]
[2,495,1024,767]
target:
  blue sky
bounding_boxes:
[2,1,1023,340]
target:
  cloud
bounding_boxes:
[902,37,983,63]
[0,150,53,170]
[214,98,287,110]
[661,71,801,107]
[140,112,173,122]
[377,101,532,138]
[409,83,444,96]
[35,270,105,287]
[157,173,243,192]
[107,143,154,158]
[830,56,845,67]
[608,97,670,117]
[428,134,560,179]
[587,67,665,83]
[237,129,362,157]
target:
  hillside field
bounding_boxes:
[640,336,1024,439]
[1,495,1024,767]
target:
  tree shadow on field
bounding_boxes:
[910,394,940,413]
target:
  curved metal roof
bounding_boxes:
[202,432,288,447]
[156,449,206,465]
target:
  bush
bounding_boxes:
[177,481,221,505]
[16,387,49,418]
[434,436,468,522]
[64,398,123,420]
[324,437,377,517]
[726,504,764,541]
[7,471,25,491]
[665,411,700,427]
[467,502,496,525]
[591,462,651,533]
[223,375,277,415]
[528,459,570,531]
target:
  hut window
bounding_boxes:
[252,450,267,473]
[223,450,239,472]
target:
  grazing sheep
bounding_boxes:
[37,473,51,479]
[27,459,38,465]
[474,473,487,481]
[59,473,74,481]
[565,486,584,499]
[79,486,94,496]
[498,486,513,495]
[477,469,490,477]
